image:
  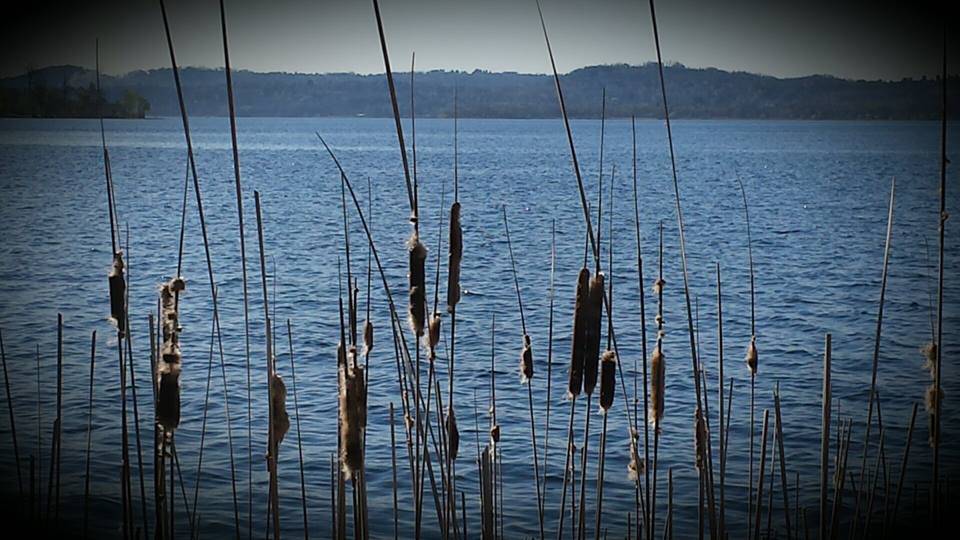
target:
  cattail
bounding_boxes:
[446,201,462,313]
[599,350,616,412]
[157,277,185,433]
[407,232,427,336]
[108,251,126,337]
[695,407,707,472]
[627,432,642,481]
[271,373,290,447]
[745,336,758,375]
[583,272,605,396]
[490,424,501,445]
[649,339,664,427]
[922,342,937,375]
[446,405,460,461]
[362,319,373,356]
[339,348,367,480]
[568,267,590,398]
[428,313,441,357]
[520,334,534,383]
[653,277,665,295]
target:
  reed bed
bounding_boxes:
[0,3,952,540]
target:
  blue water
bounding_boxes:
[0,117,958,539]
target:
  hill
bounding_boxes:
[1,63,955,120]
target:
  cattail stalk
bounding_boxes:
[594,352,617,539]
[931,29,947,519]
[753,410,770,540]
[819,334,832,540]
[850,178,896,538]
[216,2,255,535]
[253,191,281,539]
[283,320,309,538]
[773,383,792,538]
[630,115,652,540]
[0,329,22,499]
[715,264,727,538]
[159,2,241,535]
[891,403,919,527]
[502,207,544,538]
[389,402,399,540]
[543,220,557,505]
[81,330,95,538]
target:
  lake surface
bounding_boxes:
[0,116,958,538]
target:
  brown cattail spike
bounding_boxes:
[746,335,758,375]
[695,407,707,471]
[339,349,367,480]
[568,267,590,398]
[490,424,501,445]
[520,334,534,383]
[157,277,186,433]
[446,201,462,313]
[362,319,373,356]
[583,272,605,395]
[108,251,126,336]
[271,373,290,447]
[649,339,665,427]
[599,350,616,412]
[407,233,427,336]
[447,405,460,461]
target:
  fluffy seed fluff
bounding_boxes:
[407,233,427,337]
[745,336,758,375]
[653,277,665,295]
[627,434,643,481]
[108,251,126,337]
[339,350,367,480]
[427,313,441,359]
[446,201,463,313]
[520,334,534,384]
[922,342,937,375]
[649,339,665,428]
[157,276,186,433]
[583,272,605,396]
[599,350,616,412]
[567,267,590,398]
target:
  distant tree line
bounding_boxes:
[1,63,955,120]
[0,70,150,118]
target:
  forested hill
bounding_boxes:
[2,63,956,120]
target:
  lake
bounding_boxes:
[0,116,958,538]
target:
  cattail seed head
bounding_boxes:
[583,272,605,396]
[407,233,427,336]
[362,319,373,356]
[157,276,186,433]
[649,339,665,427]
[653,277,665,295]
[447,405,460,461]
[428,313,441,357]
[694,407,707,471]
[745,335,758,375]
[271,373,290,447]
[339,352,367,480]
[520,334,534,383]
[446,202,463,313]
[627,434,643,481]
[599,350,616,412]
[109,251,126,336]
[568,267,590,398]
[490,424,500,445]
[926,383,942,447]
[922,342,937,375]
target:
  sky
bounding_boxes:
[0,0,950,81]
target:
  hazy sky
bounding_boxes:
[1,0,948,80]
